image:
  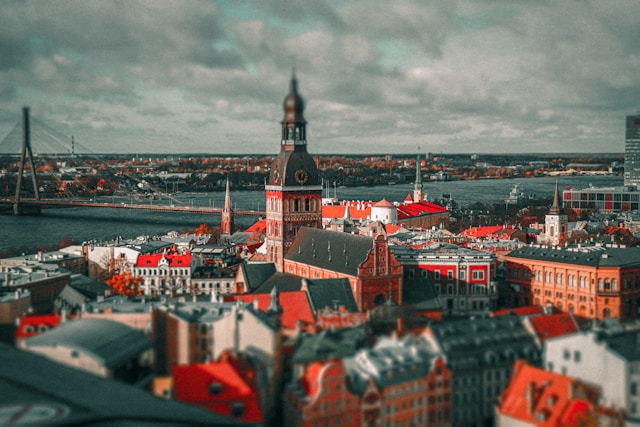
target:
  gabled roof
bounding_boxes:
[245,220,266,233]
[136,251,192,268]
[251,272,304,294]
[292,326,370,364]
[322,204,370,220]
[527,313,579,343]
[225,291,315,329]
[396,200,447,219]
[498,360,597,426]
[285,227,374,277]
[304,278,359,313]
[24,318,153,369]
[16,314,63,340]
[173,359,263,423]
[238,263,277,292]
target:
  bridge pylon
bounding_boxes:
[14,107,41,215]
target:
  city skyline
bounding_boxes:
[1,1,639,155]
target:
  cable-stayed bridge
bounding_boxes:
[0,108,264,217]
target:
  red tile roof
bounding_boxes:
[396,201,447,219]
[461,225,505,238]
[136,251,191,268]
[15,314,63,340]
[224,290,315,329]
[322,203,370,220]
[173,359,263,423]
[245,220,266,233]
[528,313,578,343]
[498,361,596,426]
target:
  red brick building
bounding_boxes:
[505,245,640,320]
[284,227,403,311]
[265,74,322,271]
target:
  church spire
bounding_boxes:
[281,71,306,148]
[221,177,234,239]
[550,180,561,215]
[413,153,424,202]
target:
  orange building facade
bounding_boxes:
[505,245,640,321]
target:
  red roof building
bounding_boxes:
[497,360,622,426]
[133,247,199,296]
[173,352,264,424]
[224,290,316,331]
[15,314,64,345]
[524,312,580,345]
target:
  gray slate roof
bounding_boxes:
[291,326,370,364]
[252,272,304,294]
[304,278,359,313]
[507,245,640,268]
[25,318,153,369]
[285,227,374,276]
[429,315,539,370]
[240,262,277,292]
[403,277,441,310]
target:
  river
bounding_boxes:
[0,175,622,253]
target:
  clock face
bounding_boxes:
[295,169,309,184]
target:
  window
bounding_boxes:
[434,270,441,280]
[573,351,581,363]
[447,270,454,279]
[472,271,485,280]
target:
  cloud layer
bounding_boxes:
[0,0,638,154]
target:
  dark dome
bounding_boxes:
[268,149,318,187]
[282,76,306,124]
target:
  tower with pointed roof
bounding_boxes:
[265,73,322,271]
[221,177,234,240]
[413,154,424,203]
[544,181,568,246]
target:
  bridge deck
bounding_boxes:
[0,198,264,216]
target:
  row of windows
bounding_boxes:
[267,196,320,213]
[135,268,190,276]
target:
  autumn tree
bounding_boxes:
[107,272,143,296]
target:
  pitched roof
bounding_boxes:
[292,326,370,363]
[239,263,277,292]
[251,272,304,294]
[396,200,447,220]
[322,204,370,220]
[527,313,579,343]
[136,251,192,268]
[373,198,394,208]
[15,314,63,340]
[507,245,640,268]
[245,220,266,233]
[304,278,359,313]
[225,290,316,329]
[402,278,441,310]
[173,360,263,423]
[24,318,153,368]
[285,227,374,277]
[498,360,596,426]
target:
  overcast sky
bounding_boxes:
[1,0,639,155]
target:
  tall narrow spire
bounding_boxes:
[413,154,424,203]
[550,180,561,215]
[221,177,234,239]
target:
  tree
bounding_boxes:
[194,223,212,235]
[107,272,143,296]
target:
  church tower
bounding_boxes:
[265,73,322,271]
[221,177,234,240]
[413,154,424,202]
[544,181,568,246]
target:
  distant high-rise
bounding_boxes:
[624,114,640,187]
